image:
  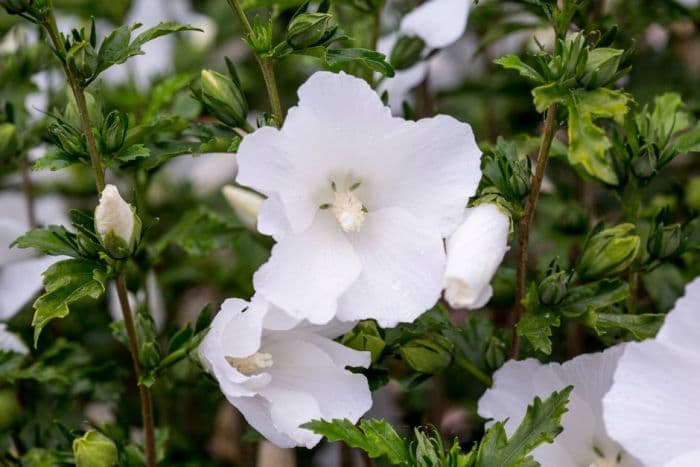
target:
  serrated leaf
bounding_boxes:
[495,55,544,84]
[516,311,560,355]
[324,48,395,77]
[476,387,573,467]
[359,419,409,464]
[32,259,108,345]
[32,146,78,171]
[11,225,80,257]
[557,279,630,318]
[592,312,663,339]
[114,144,150,162]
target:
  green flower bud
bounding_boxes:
[286,12,334,50]
[581,47,622,88]
[0,123,19,160]
[48,122,84,157]
[0,389,21,431]
[648,223,682,259]
[390,35,426,71]
[399,335,452,374]
[578,224,640,280]
[341,321,385,363]
[200,69,249,128]
[508,167,531,199]
[538,270,569,305]
[631,150,658,180]
[66,40,97,82]
[485,336,505,370]
[101,110,127,153]
[94,185,141,259]
[139,341,161,369]
[73,431,118,467]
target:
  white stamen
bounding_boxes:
[331,190,366,232]
[226,352,274,375]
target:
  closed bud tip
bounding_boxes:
[94,184,141,259]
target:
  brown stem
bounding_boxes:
[18,157,37,228]
[226,0,284,126]
[116,273,157,467]
[510,103,558,360]
[41,7,106,192]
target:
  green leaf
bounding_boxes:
[128,21,202,55]
[591,313,664,339]
[114,143,150,162]
[495,55,544,84]
[531,82,569,113]
[32,146,79,171]
[302,418,410,464]
[324,48,395,77]
[566,88,630,185]
[32,259,108,346]
[557,279,630,318]
[11,225,80,257]
[475,386,573,467]
[516,311,560,355]
[153,206,245,256]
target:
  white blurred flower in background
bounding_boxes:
[478,346,640,467]
[199,297,372,448]
[236,71,482,327]
[603,277,700,467]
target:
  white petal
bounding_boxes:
[257,193,292,241]
[0,323,28,354]
[263,305,357,340]
[336,208,445,327]
[253,212,362,324]
[0,256,59,321]
[603,340,700,466]
[260,386,324,448]
[227,395,300,448]
[222,185,263,231]
[371,115,482,236]
[444,204,510,308]
[656,276,700,354]
[400,0,470,49]
[665,451,700,467]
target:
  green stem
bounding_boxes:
[510,103,558,360]
[116,273,157,467]
[41,6,106,192]
[226,0,284,126]
[454,356,492,387]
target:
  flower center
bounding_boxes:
[330,189,366,232]
[225,352,273,375]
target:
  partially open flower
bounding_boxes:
[443,204,510,309]
[94,185,141,259]
[199,297,372,448]
[236,71,482,327]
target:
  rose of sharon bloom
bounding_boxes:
[199,297,372,448]
[95,185,135,247]
[236,71,482,327]
[603,277,700,467]
[0,323,27,355]
[0,192,68,321]
[444,204,510,309]
[478,347,641,467]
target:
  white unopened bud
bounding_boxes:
[94,184,141,258]
[444,204,510,309]
[222,185,263,231]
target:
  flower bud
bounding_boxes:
[631,150,658,180]
[0,389,21,431]
[577,224,640,280]
[399,335,452,374]
[508,167,531,199]
[538,270,569,305]
[222,185,263,231]
[390,35,425,71]
[101,110,127,153]
[286,12,334,50]
[94,185,141,259]
[138,341,161,369]
[648,222,682,259]
[581,47,622,88]
[485,336,505,370]
[48,122,84,157]
[66,40,98,82]
[0,123,19,160]
[341,321,385,363]
[72,430,118,467]
[200,69,249,128]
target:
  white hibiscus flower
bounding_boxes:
[199,297,372,448]
[236,71,482,327]
[603,277,700,467]
[478,346,641,467]
[443,203,510,309]
[0,192,68,321]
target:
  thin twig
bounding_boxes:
[510,103,558,360]
[226,0,284,126]
[116,273,157,467]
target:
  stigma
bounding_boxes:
[226,352,274,375]
[331,190,366,232]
